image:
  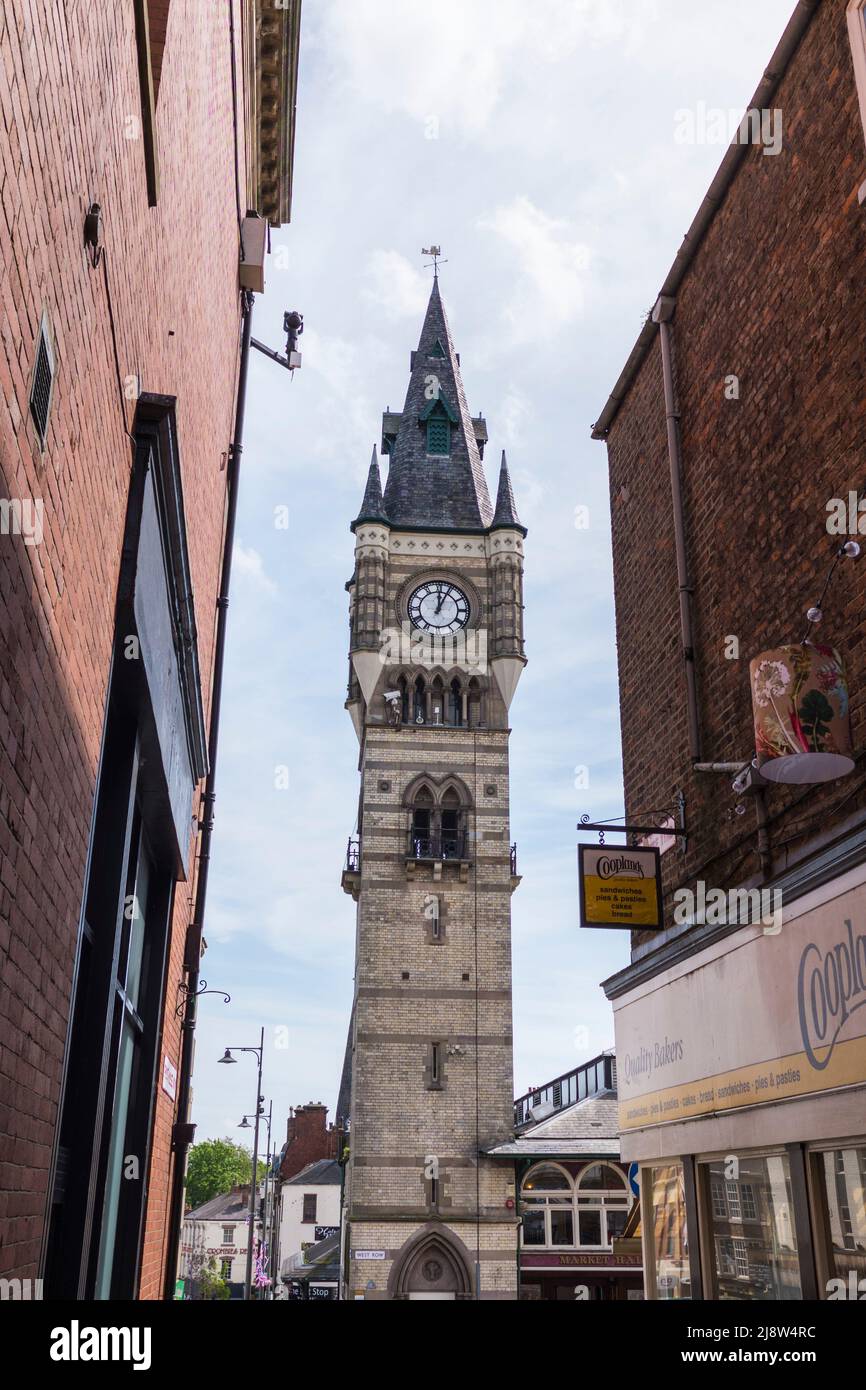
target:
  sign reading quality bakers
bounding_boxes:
[579,844,663,931]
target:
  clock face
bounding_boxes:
[408,581,470,634]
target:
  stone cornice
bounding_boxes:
[244,0,302,227]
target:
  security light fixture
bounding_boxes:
[84,203,103,268]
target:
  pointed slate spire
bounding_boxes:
[382,279,494,531]
[351,445,389,531]
[490,450,527,535]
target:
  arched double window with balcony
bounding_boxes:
[407,781,469,862]
[521,1163,631,1250]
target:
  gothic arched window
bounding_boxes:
[449,678,462,727]
[411,786,435,857]
[413,675,426,724]
[440,788,461,858]
[467,676,482,728]
[430,676,445,725]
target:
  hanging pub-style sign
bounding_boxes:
[750,641,854,784]
[578,843,664,931]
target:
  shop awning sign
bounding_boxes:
[579,844,663,931]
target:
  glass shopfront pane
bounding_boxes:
[522,1208,545,1245]
[816,1146,866,1288]
[607,1205,629,1242]
[550,1206,574,1246]
[702,1154,801,1300]
[649,1163,690,1299]
[578,1207,602,1246]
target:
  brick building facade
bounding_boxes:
[0,1,300,1298]
[278,1103,340,1183]
[591,0,866,1300]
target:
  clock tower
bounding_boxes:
[341,275,526,1300]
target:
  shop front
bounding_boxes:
[520,1250,643,1300]
[604,861,866,1301]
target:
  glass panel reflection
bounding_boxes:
[703,1154,801,1300]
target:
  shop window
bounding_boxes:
[701,1154,801,1300]
[815,1145,866,1288]
[648,1163,690,1300]
[44,399,208,1301]
[521,1166,573,1248]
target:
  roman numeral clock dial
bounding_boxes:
[408,581,469,634]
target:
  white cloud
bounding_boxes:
[478,197,592,336]
[363,249,430,321]
[191,0,797,1140]
[232,542,278,595]
[318,0,660,137]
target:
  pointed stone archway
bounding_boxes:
[388,1225,475,1300]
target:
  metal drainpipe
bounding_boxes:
[162,289,255,1299]
[755,787,772,878]
[653,297,701,762]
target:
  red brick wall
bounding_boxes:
[280,1106,340,1182]
[602,0,866,941]
[0,0,246,1294]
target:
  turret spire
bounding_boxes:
[351,445,388,531]
[491,450,527,535]
[381,279,493,531]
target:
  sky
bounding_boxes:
[190,0,795,1154]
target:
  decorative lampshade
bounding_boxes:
[750,642,854,784]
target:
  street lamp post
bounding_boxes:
[239,1099,273,1299]
[218,1027,264,1301]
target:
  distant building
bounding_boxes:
[278,1160,342,1300]
[181,1185,263,1301]
[486,1052,643,1300]
[278,1103,341,1182]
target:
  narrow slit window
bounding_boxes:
[29,317,54,448]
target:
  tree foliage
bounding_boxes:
[185,1136,266,1211]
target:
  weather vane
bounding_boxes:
[422,245,448,278]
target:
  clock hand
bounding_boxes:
[435,587,447,614]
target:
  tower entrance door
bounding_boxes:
[390,1229,474,1300]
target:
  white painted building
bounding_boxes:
[181,1184,263,1299]
[278,1160,341,1296]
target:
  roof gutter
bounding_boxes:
[590,0,820,441]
